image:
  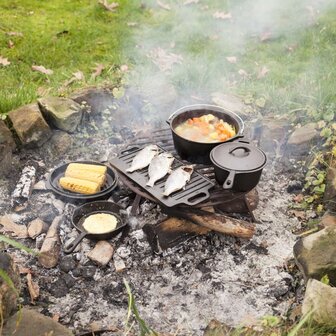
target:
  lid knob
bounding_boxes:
[229,146,250,158]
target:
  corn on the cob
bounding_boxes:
[64,169,106,187]
[59,177,100,195]
[66,163,107,175]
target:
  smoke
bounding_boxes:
[124,0,336,119]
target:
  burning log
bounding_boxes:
[27,218,48,239]
[38,216,62,268]
[11,161,37,211]
[165,208,255,239]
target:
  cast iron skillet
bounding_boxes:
[46,161,118,203]
[166,104,244,164]
[64,201,126,254]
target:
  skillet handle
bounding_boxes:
[63,232,88,254]
[223,170,236,190]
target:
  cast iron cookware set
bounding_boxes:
[48,104,266,251]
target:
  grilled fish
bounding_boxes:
[163,165,194,196]
[126,145,159,173]
[146,152,174,187]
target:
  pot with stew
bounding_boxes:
[167,104,244,164]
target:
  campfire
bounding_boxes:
[0,98,299,335]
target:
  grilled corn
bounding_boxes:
[66,163,107,175]
[65,169,106,187]
[59,177,100,194]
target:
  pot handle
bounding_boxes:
[63,231,88,254]
[166,112,176,125]
[223,170,236,190]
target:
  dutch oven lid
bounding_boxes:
[210,142,266,171]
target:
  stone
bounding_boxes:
[0,253,20,320]
[59,256,77,273]
[87,240,114,266]
[302,279,336,328]
[38,97,82,133]
[0,120,15,149]
[8,103,52,147]
[211,92,249,117]
[113,254,126,272]
[324,167,336,210]
[44,130,73,157]
[70,87,114,115]
[0,120,15,175]
[48,278,68,298]
[287,123,319,146]
[3,308,73,336]
[81,266,96,279]
[62,273,75,288]
[293,227,336,285]
[320,211,336,228]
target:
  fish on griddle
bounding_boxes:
[146,152,174,187]
[126,145,159,173]
[163,165,194,197]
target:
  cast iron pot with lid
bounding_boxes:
[210,141,267,192]
[167,104,244,164]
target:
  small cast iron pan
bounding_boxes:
[64,201,126,254]
[46,161,118,203]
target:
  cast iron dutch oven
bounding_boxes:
[210,141,267,192]
[167,104,244,164]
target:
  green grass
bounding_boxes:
[0,0,144,114]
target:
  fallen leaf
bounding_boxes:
[52,314,60,322]
[0,215,28,238]
[112,87,125,99]
[213,11,232,20]
[127,22,137,27]
[91,64,104,80]
[255,97,266,108]
[63,71,85,87]
[238,69,248,77]
[226,56,237,64]
[147,47,183,72]
[157,0,171,10]
[8,40,14,48]
[120,64,128,72]
[184,0,199,4]
[98,0,119,11]
[32,65,53,75]
[18,266,32,274]
[27,273,39,304]
[257,66,269,78]
[288,209,306,220]
[293,194,304,203]
[37,86,52,97]
[6,31,23,37]
[260,31,272,42]
[286,44,298,52]
[0,56,10,66]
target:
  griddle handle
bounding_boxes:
[185,190,211,206]
[120,146,140,156]
[63,232,87,254]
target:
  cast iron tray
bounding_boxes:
[46,160,118,203]
[109,146,215,207]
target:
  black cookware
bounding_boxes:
[210,141,267,192]
[64,201,126,254]
[166,104,244,164]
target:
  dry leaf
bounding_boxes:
[213,11,232,20]
[32,65,53,75]
[91,64,104,80]
[226,56,237,64]
[184,0,199,4]
[257,66,269,78]
[18,266,32,274]
[288,210,306,220]
[293,194,304,203]
[147,47,183,72]
[157,0,171,10]
[98,0,119,11]
[27,273,39,304]
[0,56,10,66]
[6,31,23,37]
[238,69,248,77]
[120,64,128,72]
[63,71,85,87]
[8,40,14,49]
[37,86,52,97]
[52,314,60,322]
[0,215,28,238]
[127,22,137,27]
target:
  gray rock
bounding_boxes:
[43,130,73,156]
[3,308,73,336]
[38,97,82,133]
[0,120,15,176]
[59,256,77,273]
[8,103,52,147]
[287,123,318,148]
[81,266,97,279]
[302,279,336,328]
[320,211,336,228]
[0,253,20,320]
[293,227,336,285]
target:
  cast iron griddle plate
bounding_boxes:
[109,146,215,207]
[46,161,118,201]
